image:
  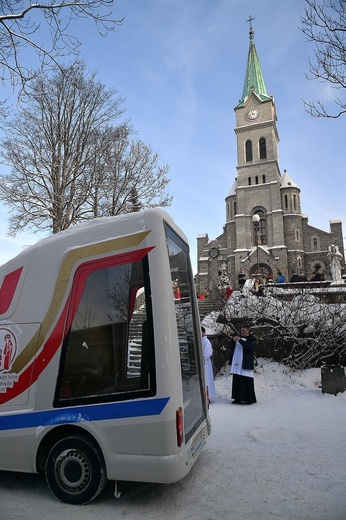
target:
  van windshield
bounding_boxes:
[165,224,205,442]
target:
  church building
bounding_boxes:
[196,25,344,294]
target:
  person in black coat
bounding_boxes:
[290,272,301,282]
[228,326,257,405]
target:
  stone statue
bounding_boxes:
[328,245,343,283]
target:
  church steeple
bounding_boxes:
[236,17,272,108]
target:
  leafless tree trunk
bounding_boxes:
[300,0,346,118]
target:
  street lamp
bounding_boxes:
[252,214,260,275]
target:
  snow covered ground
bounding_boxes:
[2,359,345,520]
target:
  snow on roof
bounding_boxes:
[226,180,237,197]
[280,170,300,190]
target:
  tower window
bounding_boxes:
[248,177,251,186]
[293,194,297,211]
[255,176,259,185]
[259,138,267,159]
[245,140,253,162]
[284,194,288,210]
[262,174,266,183]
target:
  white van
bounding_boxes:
[0,208,211,504]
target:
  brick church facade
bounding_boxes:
[196,26,344,294]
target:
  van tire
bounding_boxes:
[45,434,107,504]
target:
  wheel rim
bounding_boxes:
[54,448,91,494]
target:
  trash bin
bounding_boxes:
[321,365,346,395]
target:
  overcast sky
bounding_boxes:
[0,0,344,271]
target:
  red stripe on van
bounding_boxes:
[0,298,69,405]
[0,247,154,405]
[0,267,23,314]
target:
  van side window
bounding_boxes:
[55,255,155,406]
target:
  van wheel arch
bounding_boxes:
[36,425,104,473]
[44,433,107,504]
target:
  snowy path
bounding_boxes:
[1,361,345,520]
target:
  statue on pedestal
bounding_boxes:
[328,245,343,283]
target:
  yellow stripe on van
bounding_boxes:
[12,231,151,374]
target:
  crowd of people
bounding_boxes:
[198,266,328,300]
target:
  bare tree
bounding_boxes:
[204,287,346,371]
[88,126,172,218]
[300,0,346,118]
[0,62,172,235]
[0,1,122,87]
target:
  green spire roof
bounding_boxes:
[235,27,272,108]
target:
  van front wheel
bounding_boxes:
[45,435,107,504]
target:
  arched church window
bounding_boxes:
[262,174,266,183]
[259,138,267,159]
[253,210,266,245]
[248,177,251,186]
[245,140,253,162]
[312,236,320,251]
[259,217,266,244]
[255,176,259,184]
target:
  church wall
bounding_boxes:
[330,221,344,258]
[216,229,227,249]
[234,214,248,249]
[197,234,209,261]
[299,219,344,279]
[225,220,236,253]
[302,220,339,253]
[225,221,237,287]
[271,209,285,246]
[284,214,305,277]
[287,251,304,278]
[257,99,276,127]
[283,214,304,250]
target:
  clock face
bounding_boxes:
[209,247,219,259]
[247,109,259,120]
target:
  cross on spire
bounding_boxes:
[246,15,255,31]
[246,15,255,40]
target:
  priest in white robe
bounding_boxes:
[228,326,257,404]
[201,327,216,402]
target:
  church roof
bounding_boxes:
[235,27,272,108]
[226,179,237,197]
[280,170,300,190]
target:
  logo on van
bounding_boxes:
[0,325,20,394]
[0,327,18,373]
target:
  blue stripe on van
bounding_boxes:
[0,397,170,431]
